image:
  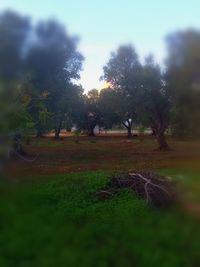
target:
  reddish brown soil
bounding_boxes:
[3,136,200,180]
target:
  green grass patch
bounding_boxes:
[0,171,200,267]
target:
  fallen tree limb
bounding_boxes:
[96,171,176,208]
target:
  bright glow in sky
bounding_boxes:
[1,0,200,91]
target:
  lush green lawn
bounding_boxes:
[0,171,200,267]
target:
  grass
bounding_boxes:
[1,136,200,266]
[0,171,200,267]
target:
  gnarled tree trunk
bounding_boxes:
[54,118,63,139]
[157,131,169,151]
[88,124,96,137]
[123,119,133,138]
[150,116,170,151]
[54,114,63,139]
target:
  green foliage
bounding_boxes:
[99,88,120,129]
[0,10,84,141]
[26,20,84,137]
[0,81,34,136]
[102,45,141,130]
[141,56,170,137]
[0,171,200,267]
[0,11,30,81]
[166,29,200,137]
[101,47,170,147]
[0,11,33,138]
[75,89,102,136]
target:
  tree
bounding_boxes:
[101,45,142,138]
[166,29,200,137]
[0,11,30,81]
[141,55,171,150]
[71,89,101,136]
[64,83,84,131]
[84,89,101,136]
[0,11,33,158]
[26,19,84,138]
[0,81,34,158]
[99,87,120,129]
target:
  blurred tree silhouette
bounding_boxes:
[0,10,84,162]
[85,89,101,136]
[0,11,33,158]
[1,9,200,157]
[99,87,120,129]
[141,55,170,150]
[166,30,200,137]
[26,19,84,138]
[102,45,142,138]
[101,47,171,149]
[0,11,30,81]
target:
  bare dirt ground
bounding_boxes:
[3,135,200,179]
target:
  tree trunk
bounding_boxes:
[127,126,132,138]
[13,133,26,156]
[151,127,156,136]
[122,121,133,138]
[88,126,95,137]
[157,132,169,151]
[54,129,60,139]
[54,117,63,139]
[36,131,44,138]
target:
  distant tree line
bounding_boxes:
[0,10,200,157]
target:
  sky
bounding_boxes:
[0,0,200,91]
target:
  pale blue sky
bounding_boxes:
[1,0,200,91]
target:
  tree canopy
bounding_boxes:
[1,9,200,156]
[102,45,142,137]
[166,30,200,137]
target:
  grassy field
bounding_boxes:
[1,136,200,266]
